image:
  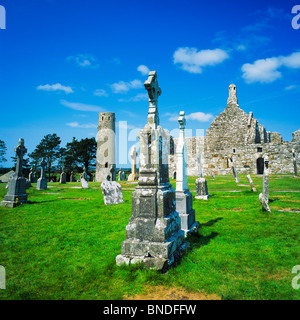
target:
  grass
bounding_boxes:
[0,174,299,300]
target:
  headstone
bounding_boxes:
[59,167,66,184]
[212,172,215,179]
[263,156,269,203]
[120,171,126,181]
[70,171,75,182]
[81,178,89,189]
[247,174,257,192]
[101,176,124,205]
[259,193,271,213]
[26,179,32,189]
[28,167,37,183]
[81,167,88,180]
[0,170,15,183]
[1,139,28,208]
[292,149,298,177]
[116,71,188,271]
[195,177,209,200]
[127,146,139,182]
[231,158,240,183]
[176,111,199,236]
[109,165,116,181]
[37,158,48,190]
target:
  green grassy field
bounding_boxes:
[0,174,299,300]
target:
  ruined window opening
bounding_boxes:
[102,117,104,120]
[233,148,236,153]
[257,147,262,152]
[105,162,108,168]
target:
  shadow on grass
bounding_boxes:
[27,200,58,205]
[188,231,219,250]
[200,217,223,227]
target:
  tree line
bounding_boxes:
[0,134,97,179]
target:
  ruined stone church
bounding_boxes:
[169,84,300,177]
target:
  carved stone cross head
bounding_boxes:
[178,111,186,130]
[144,71,161,102]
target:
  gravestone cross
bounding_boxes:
[144,71,161,128]
[15,139,27,177]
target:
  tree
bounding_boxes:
[65,137,97,174]
[29,134,61,179]
[0,139,7,165]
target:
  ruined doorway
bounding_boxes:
[257,157,264,174]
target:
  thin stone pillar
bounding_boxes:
[176,111,199,236]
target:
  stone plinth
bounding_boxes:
[195,177,209,200]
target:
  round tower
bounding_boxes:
[96,112,116,181]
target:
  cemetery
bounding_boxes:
[0,71,299,300]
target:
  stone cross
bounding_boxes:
[144,71,161,128]
[15,138,27,177]
[40,157,47,179]
[292,149,298,177]
[1,138,28,208]
[130,146,137,175]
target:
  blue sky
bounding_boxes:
[0,0,299,167]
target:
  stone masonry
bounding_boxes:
[169,84,300,177]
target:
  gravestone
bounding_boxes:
[231,158,240,183]
[212,172,216,179]
[37,158,48,190]
[70,172,75,182]
[60,168,66,184]
[101,176,124,205]
[81,178,89,189]
[127,146,139,182]
[1,139,28,208]
[176,111,199,236]
[259,193,271,213]
[247,174,257,192]
[116,71,188,271]
[26,179,32,189]
[195,177,209,200]
[28,167,37,183]
[292,149,298,177]
[109,165,116,181]
[263,156,269,203]
[81,167,88,180]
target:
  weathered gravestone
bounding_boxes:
[28,167,37,183]
[60,167,66,184]
[263,156,269,203]
[70,171,75,182]
[1,139,28,208]
[116,71,188,271]
[212,172,216,179]
[176,111,199,236]
[26,179,32,189]
[259,193,271,213]
[119,171,126,181]
[81,178,89,189]
[292,149,298,177]
[37,158,48,190]
[247,174,257,192]
[195,151,209,200]
[101,176,124,205]
[231,158,240,183]
[127,146,139,182]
